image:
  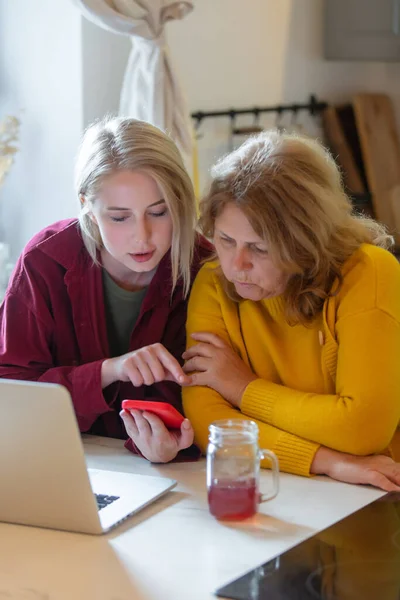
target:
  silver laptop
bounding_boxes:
[0,379,176,535]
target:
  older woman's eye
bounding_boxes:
[220,236,234,245]
[254,247,268,255]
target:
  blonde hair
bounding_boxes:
[200,130,393,324]
[75,117,197,297]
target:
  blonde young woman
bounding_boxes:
[0,117,210,463]
[182,130,400,491]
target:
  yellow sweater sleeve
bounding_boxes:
[182,264,319,477]
[241,308,400,455]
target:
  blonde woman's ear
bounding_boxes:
[88,211,97,225]
[80,195,97,224]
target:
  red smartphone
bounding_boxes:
[121,400,185,430]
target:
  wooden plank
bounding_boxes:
[388,185,400,242]
[335,104,369,190]
[353,93,400,243]
[322,106,365,194]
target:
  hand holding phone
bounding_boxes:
[120,400,193,463]
[121,400,185,430]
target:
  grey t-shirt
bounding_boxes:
[102,269,148,357]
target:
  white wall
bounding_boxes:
[167,0,294,189]
[82,19,130,128]
[281,0,400,112]
[0,0,83,259]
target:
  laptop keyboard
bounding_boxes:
[95,494,120,511]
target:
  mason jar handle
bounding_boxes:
[258,449,279,503]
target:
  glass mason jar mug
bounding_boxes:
[207,419,279,520]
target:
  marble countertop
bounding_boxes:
[0,435,384,600]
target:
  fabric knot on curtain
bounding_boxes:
[72,0,194,159]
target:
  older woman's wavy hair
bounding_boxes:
[75,117,197,297]
[200,130,393,324]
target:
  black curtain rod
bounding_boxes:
[191,94,327,125]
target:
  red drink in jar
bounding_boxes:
[206,420,279,521]
[208,478,258,520]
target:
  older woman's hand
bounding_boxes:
[182,332,257,407]
[311,447,400,492]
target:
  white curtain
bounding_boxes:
[72,0,194,158]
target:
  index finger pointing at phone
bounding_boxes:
[155,345,192,385]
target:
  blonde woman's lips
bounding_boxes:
[129,250,155,263]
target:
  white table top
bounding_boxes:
[0,435,385,600]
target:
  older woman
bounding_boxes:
[182,130,400,491]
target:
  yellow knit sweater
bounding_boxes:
[182,244,400,476]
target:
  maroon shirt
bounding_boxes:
[0,219,211,447]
